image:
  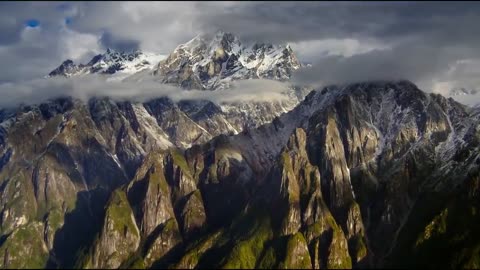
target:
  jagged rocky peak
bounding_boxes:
[178,31,241,55]
[154,30,301,89]
[48,59,80,77]
[48,48,166,78]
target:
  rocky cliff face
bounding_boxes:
[3,53,480,270]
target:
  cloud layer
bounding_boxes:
[0,76,291,108]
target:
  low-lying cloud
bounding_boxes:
[449,92,480,107]
[0,76,291,109]
[291,39,480,93]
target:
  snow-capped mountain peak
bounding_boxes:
[48,31,302,89]
[154,31,301,90]
[48,49,166,80]
[48,59,81,77]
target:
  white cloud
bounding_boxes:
[290,38,390,59]
[431,81,453,96]
[59,28,102,62]
[0,76,291,108]
[427,59,480,106]
[0,24,103,83]
[68,2,202,53]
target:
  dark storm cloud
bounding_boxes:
[99,32,140,52]
[196,2,480,45]
[291,42,466,90]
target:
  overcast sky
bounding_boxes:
[2,1,480,100]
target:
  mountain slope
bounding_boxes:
[0,79,478,269]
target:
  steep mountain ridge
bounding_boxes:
[153,31,301,90]
[0,79,478,268]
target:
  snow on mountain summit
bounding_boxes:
[48,48,166,80]
[48,31,302,89]
[153,31,301,89]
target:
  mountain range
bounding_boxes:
[48,49,166,81]
[48,31,301,89]
[0,31,479,269]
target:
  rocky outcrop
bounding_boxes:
[282,232,312,269]
[127,154,176,237]
[266,127,354,269]
[143,218,182,268]
[173,230,223,269]
[85,190,140,269]
[0,222,49,268]
[178,190,206,239]
[143,98,214,149]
